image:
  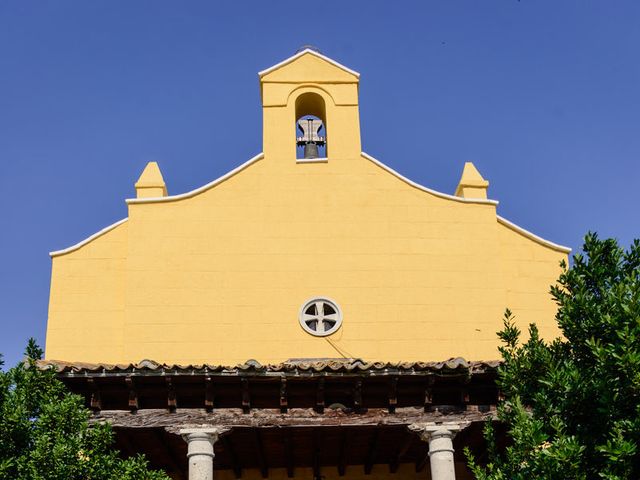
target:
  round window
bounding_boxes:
[299,298,343,337]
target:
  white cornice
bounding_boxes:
[50,151,570,258]
[49,218,128,258]
[497,215,571,253]
[361,151,499,206]
[361,152,569,253]
[126,153,264,205]
[259,49,360,79]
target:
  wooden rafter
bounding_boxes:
[205,376,214,412]
[166,377,177,412]
[241,378,250,414]
[282,428,294,478]
[57,365,500,414]
[337,429,348,477]
[253,429,268,478]
[415,452,429,473]
[312,429,321,480]
[364,428,379,474]
[153,429,185,479]
[389,432,414,473]
[354,378,363,412]
[461,386,470,409]
[388,376,398,414]
[222,434,242,479]
[87,378,102,412]
[280,377,288,413]
[125,376,138,411]
[115,428,136,458]
[338,428,349,477]
[315,377,325,413]
[424,377,434,412]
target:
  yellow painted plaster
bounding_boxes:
[45,51,568,365]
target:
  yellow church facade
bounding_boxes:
[46,49,568,367]
[43,49,570,480]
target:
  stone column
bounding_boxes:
[180,428,219,480]
[409,422,466,480]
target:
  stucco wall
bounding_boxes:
[45,51,568,365]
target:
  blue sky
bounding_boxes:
[1,2,638,367]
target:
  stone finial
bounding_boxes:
[454,162,489,199]
[135,162,167,198]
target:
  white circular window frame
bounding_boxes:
[298,297,343,337]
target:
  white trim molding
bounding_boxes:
[361,152,499,206]
[296,157,329,164]
[49,218,128,257]
[497,215,571,253]
[259,49,360,79]
[126,153,264,205]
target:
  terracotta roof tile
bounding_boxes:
[38,358,501,375]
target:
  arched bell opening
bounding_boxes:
[295,92,327,160]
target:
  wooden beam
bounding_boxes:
[354,378,363,412]
[87,378,101,412]
[253,429,268,478]
[205,376,214,412]
[461,386,470,410]
[166,377,177,412]
[415,453,429,473]
[154,429,186,480]
[389,433,414,473]
[222,435,242,479]
[125,376,138,411]
[337,429,348,477]
[93,408,488,430]
[115,428,136,458]
[424,377,434,412]
[280,377,288,413]
[415,422,432,475]
[364,428,379,475]
[241,378,250,414]
[388,376,398,414]
[312,429,321,480]
[315,377,325,413]
[283,428,294,478]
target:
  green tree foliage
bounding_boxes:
[0,340,170,480]
[467,233,640,480]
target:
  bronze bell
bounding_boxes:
[303,142,319,159]
[297,118,325,159]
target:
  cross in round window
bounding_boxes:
[299,298,343,337]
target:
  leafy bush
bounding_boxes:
[0,340,169,480]
[467,233,640,480]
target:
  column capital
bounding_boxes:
[180,428,222,443]
[180,428,224,479]
[408,422,468,442]
[409,423,466,480]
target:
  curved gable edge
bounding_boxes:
[497,215,571,253]
[49,218,128,257]
[361,151,500,206]
[126,153,264,205]
[51,153,264,257]
[50,152,570,256]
